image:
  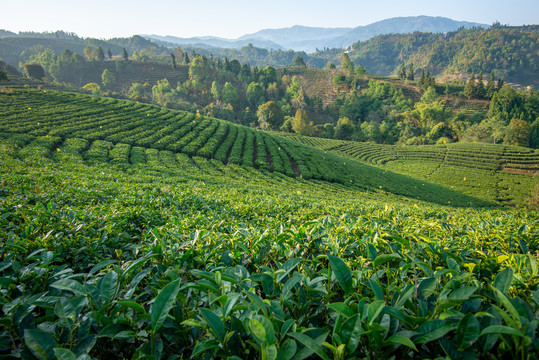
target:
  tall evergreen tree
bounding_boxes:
[406,63,414,81]
[170,53,177,70]
[476,72,485,99]
[464,74,476,99]
[341,53,354,74]
[122,48,129,62]
[107,48,112,60]
[398,63,406,79]
[419,69,426,89]
[96,46,105,61]
[426,70,435,88]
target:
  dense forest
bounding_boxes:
[311,25,539,87]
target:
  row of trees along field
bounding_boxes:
[10,43,539,148]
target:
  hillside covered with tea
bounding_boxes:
[0,87,538,359]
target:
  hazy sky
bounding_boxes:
[2,0,538,39]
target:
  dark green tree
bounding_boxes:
[406,63,414,80]
[464,74,476,99]
[107,48,112,60]
[418,69,426,89]
[171,53,177,70]
[229,59,241,74]
[398,63,406,79]
[293,55,306,68]
[476,72,485,99]
[0,70,8,82]
[488,85,523,124]
[96,46,105,61]
[334,117,355,140]
[23,63,45,79]
[122,48,129,62]
[426,70,435,88]
[257,101,284,130]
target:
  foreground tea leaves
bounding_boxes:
[0,130,537,359]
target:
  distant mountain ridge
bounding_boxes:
[143,16,488,53]
[142,34,285,50]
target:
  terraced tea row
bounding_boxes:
[283,135,539,172]
[281,134,538,207]
[0,89,490,207]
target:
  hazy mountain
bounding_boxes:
[330,16,488,49]
[239,25,351,51]
[142,34,284,50]
[245,16,488,52]
[146,16,487,53]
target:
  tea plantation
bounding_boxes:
[280,134,539,208]
[0,89,538,359]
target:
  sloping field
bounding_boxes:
[0,89,490,207]
[280,134,539,207]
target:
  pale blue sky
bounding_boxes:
[2,0,538,39]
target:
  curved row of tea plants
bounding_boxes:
[0,136,537,359]
[280,134,539,208]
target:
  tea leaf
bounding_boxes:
[24,329,56,360]
[151,279,181,333]
[328,254,353,295]
[288,332,330,360]
[456,313,480,350]
[199,308,226,342]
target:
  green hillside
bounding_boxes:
[338,26,539,88]
[0,88,538,359]
[279,134,538,208]
[0,89,492,207]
